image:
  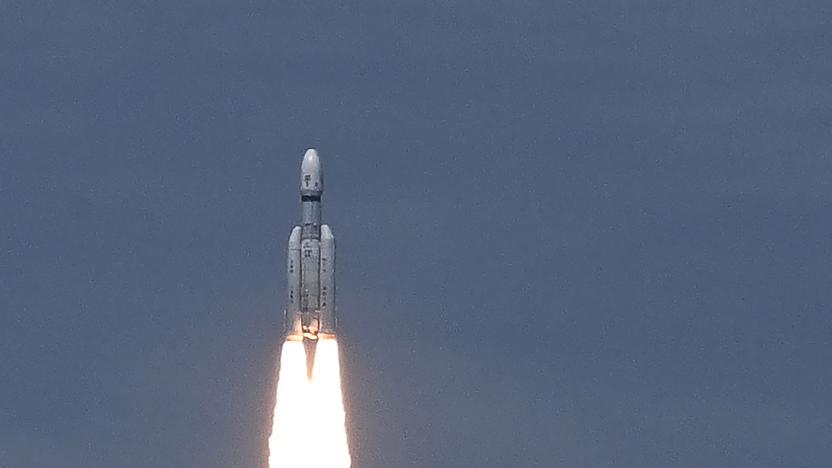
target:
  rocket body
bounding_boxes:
[286,149,336,343]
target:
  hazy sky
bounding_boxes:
[2,1,831,467]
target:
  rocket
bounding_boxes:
[285,149,336,345]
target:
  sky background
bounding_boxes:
[2,1,831,467]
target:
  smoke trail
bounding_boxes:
[268,339,351,468]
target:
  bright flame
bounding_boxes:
[268,339,351,468]
[268,341,309,467]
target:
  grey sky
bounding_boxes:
[2,1,831,467]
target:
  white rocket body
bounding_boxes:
[286,149,336,342]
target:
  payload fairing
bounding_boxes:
[285,149,336,343]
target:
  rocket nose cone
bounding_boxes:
[300,148,323,195]
[302,148,320,171]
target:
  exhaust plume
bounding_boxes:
[268,339,351,468]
